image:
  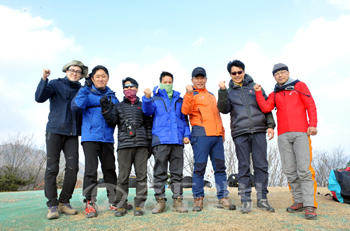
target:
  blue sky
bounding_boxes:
[0,0,350,162]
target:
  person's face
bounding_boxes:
[230,66,245,84]
[191,75,207,89]
[124,81,138,92]
[274,70,290,86]
[161,76,173,84]
[66,65,82,81]
[91,69,109,89]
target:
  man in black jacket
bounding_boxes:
[35,60,88,220]
[217,60,276,214]
[101,77,152,217]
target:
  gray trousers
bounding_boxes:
[116,147,148,208]
[278,132,317,207]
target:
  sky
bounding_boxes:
[0,0,350,164]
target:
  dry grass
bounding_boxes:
[0,187,349,230]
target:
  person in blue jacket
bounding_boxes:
[142,71,191,214]
[71,65,119,218]
[35,60,88,220]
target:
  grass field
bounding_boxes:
[0,187,349,230]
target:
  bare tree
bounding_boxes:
[183,145,194,176]
[224,138,238,177]
[267,140,287,186]
[147,155,155,186]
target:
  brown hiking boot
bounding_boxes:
[58,203,78,215]
[192,197,204,212]
[47,206,59,220]
[286,202,304,213]
[172,197,188,213]
[217,197,236,210]
[152,198,166,214]
[305,206,317,220]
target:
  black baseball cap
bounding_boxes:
[192,67,206,77]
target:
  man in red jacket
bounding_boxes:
[253,63,318,220]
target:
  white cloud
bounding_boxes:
[328,0,350,10]
[193,37,205,49]
[0,5,80,61]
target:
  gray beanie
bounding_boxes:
[272,63,288,75]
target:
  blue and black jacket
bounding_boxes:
[142,86,191,147]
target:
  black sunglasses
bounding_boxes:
[124,83,136,88]
[231,71,243,76]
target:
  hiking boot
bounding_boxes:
[257,199,275,212]
[305,206,317,220]
[172,197,188,213]
[240,201,252,214]
[47,206,59,220]
[217,197,236,210]
[134,207,144,216]
[286,202,304,213]
[58,203,78,215]
[85,200,98,218]
[152,198,166,214]
[115,207,128,217]
[110,203,133,211]
[192,197,204,212]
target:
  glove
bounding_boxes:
[85,76,93,87]
[100,95,112,112]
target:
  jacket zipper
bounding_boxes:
[241,87,253,133]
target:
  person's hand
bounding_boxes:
[219,81,226,90]
[42,69,51,81]
[100,95,111,112]
[183,137,190,144]
[267,128,274,140]
[85,76,93,87]
[186,85,193,94]
[144,88,152,99]
[307,127,317,136]
[253,84,261,91]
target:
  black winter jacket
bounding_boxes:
[217,74,275,138]
[102,97,152,150]
[35,77,82,136]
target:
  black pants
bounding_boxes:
[45,132,79,207]
[233,132,269,202]
[116,147,148,208]
[82,142,117,204]
[153,144,184,199]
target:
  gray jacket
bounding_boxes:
[217,74,275,138]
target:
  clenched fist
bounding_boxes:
[219,81,226,90]
[144,88,152,99]
[253,84,261,91]
[42,69,51,81]
[185,85,193,94]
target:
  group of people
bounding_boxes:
[35,59,318,221]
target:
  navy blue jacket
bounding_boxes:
[142,86,191,147]
[71,85,119,143]
[35,77,82,136]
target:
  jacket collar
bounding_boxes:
[274,77,300,92]
[229,74,254,89]
[153,85,180,98]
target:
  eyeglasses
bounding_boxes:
[68,69,82,74]
[231,71,243,76]
[94,74,108,78]
[274,70,287,77]
[124,83,136,88]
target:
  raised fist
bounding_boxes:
[185,85,193,94]
[253,84,261,91]
[219,81,226,90]
[42,69,51,80]
[144,88,152,99]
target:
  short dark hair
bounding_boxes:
[90,65,109,78]
[122,77,139,89]
[227,60,245,73]
[159,71,173,82]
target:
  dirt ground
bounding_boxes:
[0,187,349,230]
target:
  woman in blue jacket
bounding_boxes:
[35,60,88,220]
[71,65,119,218]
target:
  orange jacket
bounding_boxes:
[181,87,225,137]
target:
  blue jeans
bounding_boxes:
[191,136,228,199]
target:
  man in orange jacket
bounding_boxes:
[181,67,236,212]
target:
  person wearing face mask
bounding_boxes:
[71,65,120,218]
[35,60,87,220]
[142,71,191,214]
[100,77,152,217]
